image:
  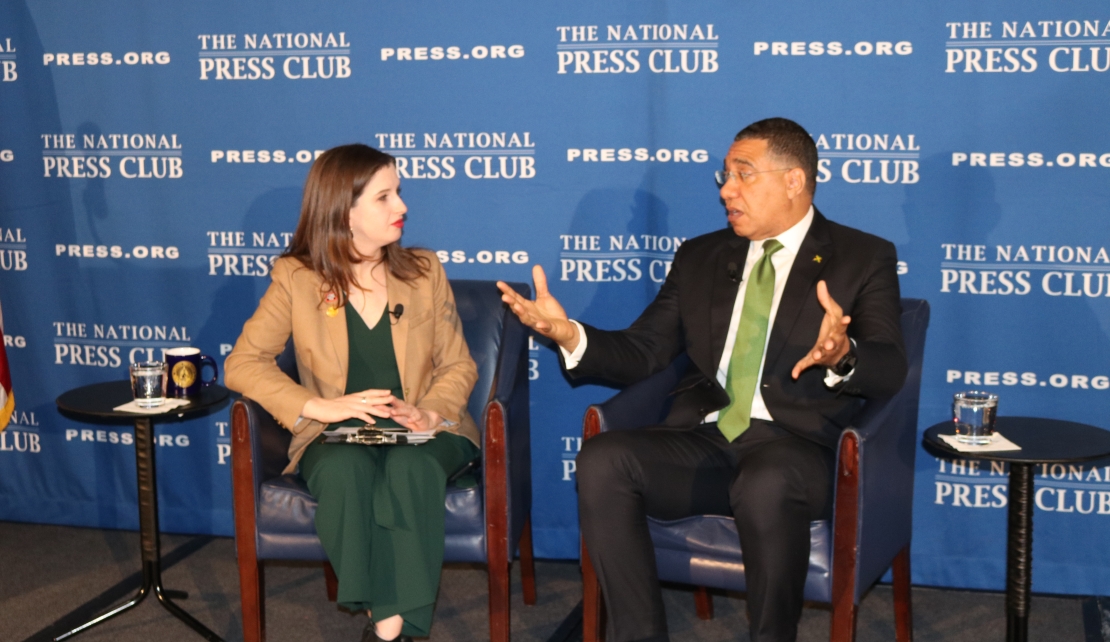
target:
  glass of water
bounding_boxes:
[130,361,167,408]
[953,391,998,445]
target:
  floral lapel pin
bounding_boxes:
[325,291,339,317]
[813,255,823,264]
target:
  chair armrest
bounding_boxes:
[231,397,294,533]
[835,298,929,601]
[482,302,532,559]
[231,398,265,561]
[229,341,298,565]
[232,398,268,500]
[584,353,691,439]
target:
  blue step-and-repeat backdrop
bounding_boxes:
[2,0,1110,595]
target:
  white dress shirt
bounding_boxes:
[562,206,849,423]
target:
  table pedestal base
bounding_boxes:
[54,560,219,642]
[53,417,224,642]
[1006,462,1034,642]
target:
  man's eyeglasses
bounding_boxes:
[714,167,795,187]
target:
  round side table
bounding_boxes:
[54,381,230,642]
[923,416,1110,642]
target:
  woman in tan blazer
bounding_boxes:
[225,144,479,642]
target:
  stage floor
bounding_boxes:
[0,520,1099,642]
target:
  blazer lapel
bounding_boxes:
[313,277,348,395]
[764,211,833,371]
[387,271,414,387]
[708,234,750,369]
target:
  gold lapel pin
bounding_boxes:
[813,255,823,263]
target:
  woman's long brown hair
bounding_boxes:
[283,144,430,306]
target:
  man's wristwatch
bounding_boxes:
[832,346,857,377]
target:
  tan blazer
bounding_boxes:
[225,250,480,473]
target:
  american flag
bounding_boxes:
[0,301,12,431]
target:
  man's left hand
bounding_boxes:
[791,280,851,379]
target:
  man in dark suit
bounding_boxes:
[498,118,906,642]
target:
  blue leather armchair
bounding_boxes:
[581,298,929,642]
[230,280,535,642]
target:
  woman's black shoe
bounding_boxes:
[360,622,412,642]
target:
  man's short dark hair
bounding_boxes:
[735,118,818,196]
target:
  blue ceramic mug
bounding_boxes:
[164,347,218,398]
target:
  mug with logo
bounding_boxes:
[164,347,218,398]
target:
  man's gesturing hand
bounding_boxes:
[497,265,580,352]
[791,280,852,379]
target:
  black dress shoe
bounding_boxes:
[360,622,412,642]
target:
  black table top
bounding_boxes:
[924,416,1110,464]
[56,380,230,420]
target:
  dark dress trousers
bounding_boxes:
[571,210,907,642]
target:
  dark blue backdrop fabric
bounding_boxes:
[2,0,1110,595]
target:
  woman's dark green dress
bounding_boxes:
[299,303,479,637]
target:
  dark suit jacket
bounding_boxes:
[568,209,907,449]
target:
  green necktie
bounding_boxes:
[717,239,784,441]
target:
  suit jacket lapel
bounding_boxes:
[708,234,750,370]
[319,279,348,394]
[387,271,414,387]
[764,210,833,371]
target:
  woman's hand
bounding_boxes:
[300,389,394,425]
[389,399,443,433]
